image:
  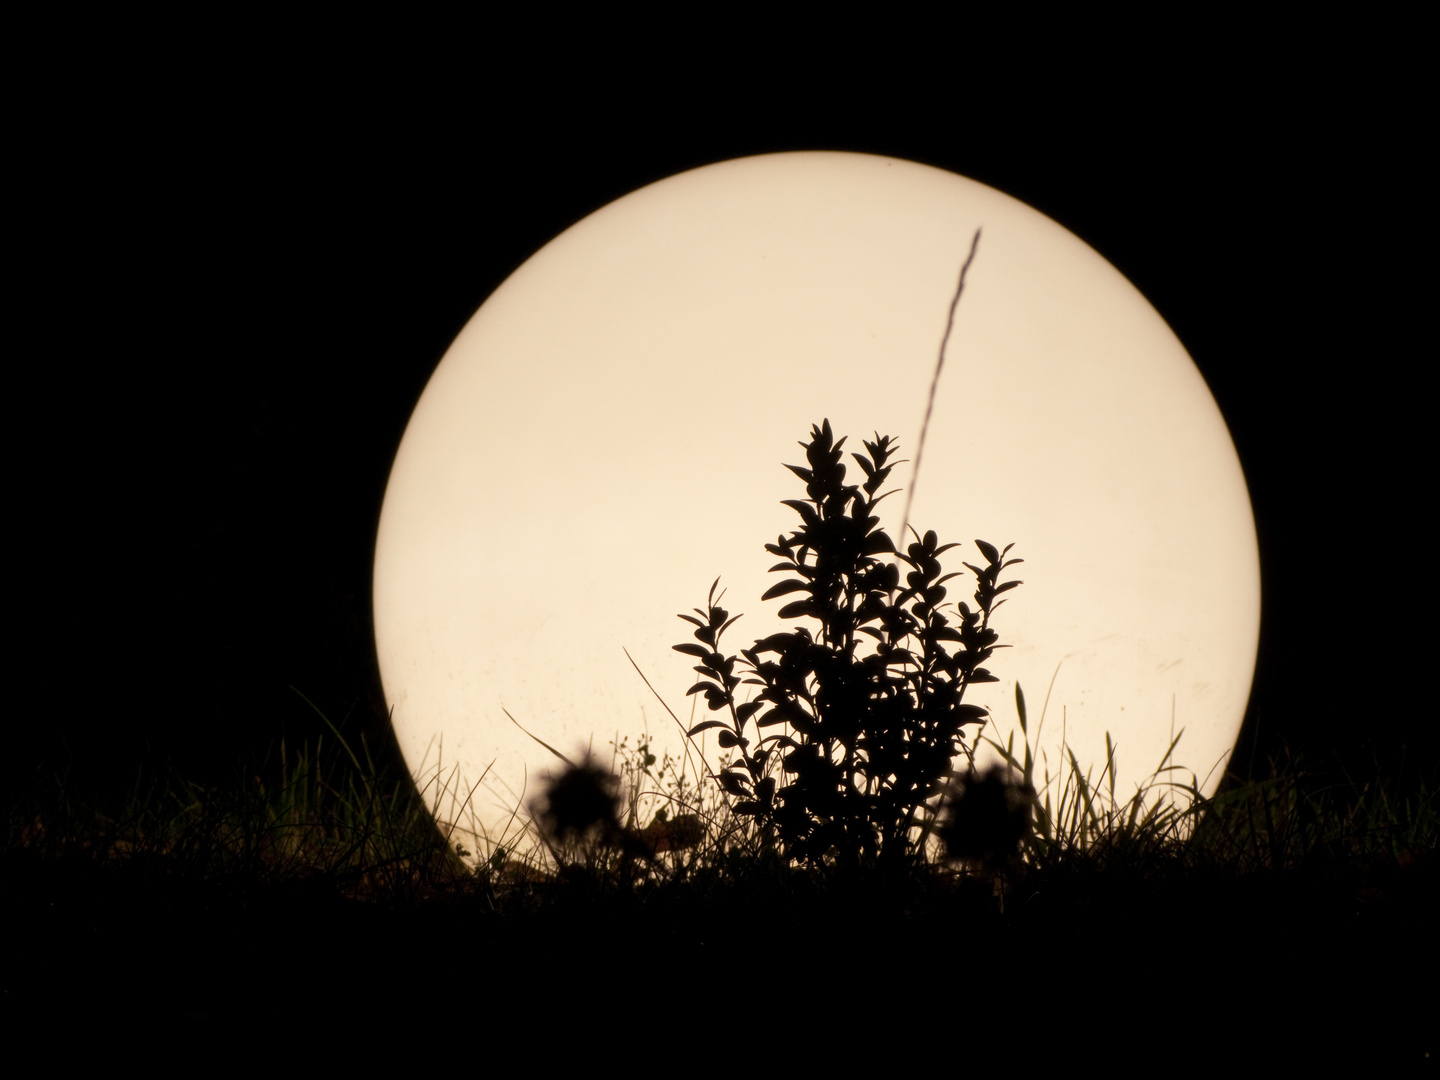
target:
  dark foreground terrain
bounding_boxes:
[4,841,1434,1064]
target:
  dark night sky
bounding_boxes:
[15,47,1429,799]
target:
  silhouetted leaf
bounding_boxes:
[718,772,750,797]
[748,634,789,658]
[788,711,820,735]
[783,501,817,529]
[673,643,711,658]
[762,579,812,601]
[778,600,814,620]
[975,539,999,564]
[687,720,729,738]
[862,533,896,556]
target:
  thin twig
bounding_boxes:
[899,227,981,546]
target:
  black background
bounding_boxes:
[14,37,1429,803]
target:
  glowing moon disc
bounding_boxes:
[373,152,1259,856]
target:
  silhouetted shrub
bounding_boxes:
[676,420,1022,870]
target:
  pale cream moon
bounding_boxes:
[373,152,1260,858]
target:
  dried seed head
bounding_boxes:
[939,764,1036,866]
[532,757,622,846]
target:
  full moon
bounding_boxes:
[373,152,1259,860]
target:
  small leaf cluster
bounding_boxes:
[676,420,1022,869]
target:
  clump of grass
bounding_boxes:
[974,675,1437,889]
[976,677,1200,878]
[5,690,474,905]
[1192,745,1437,873]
